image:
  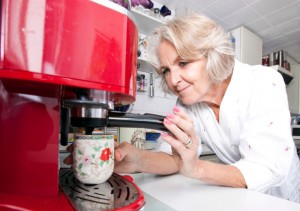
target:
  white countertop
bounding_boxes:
[129,173,300,211]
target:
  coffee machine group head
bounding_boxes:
[61,86,167,146]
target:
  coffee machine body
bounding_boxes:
[0,0,138,209]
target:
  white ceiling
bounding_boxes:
[155,0,300,64]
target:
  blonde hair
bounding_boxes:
[147,14,235,92]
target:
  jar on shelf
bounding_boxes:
[262,55,269,66]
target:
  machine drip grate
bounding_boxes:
[59,169,144,210]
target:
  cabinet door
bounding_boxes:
[231,26,262,65]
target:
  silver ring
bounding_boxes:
[184,137,192,148]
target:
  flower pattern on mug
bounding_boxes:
[84,156,90,164]
[100,147,111,162]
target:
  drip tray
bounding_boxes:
[59,169,144,210]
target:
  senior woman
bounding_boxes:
[114,14,300,202]
[65,14,300,202]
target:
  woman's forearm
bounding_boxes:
[195,160,247,188]
[137,150,246,188]
[138,151,179,175]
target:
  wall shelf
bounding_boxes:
[271,65,293,85]
[129,1,177,115]
[130,7,164,35]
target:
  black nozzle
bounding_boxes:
[60,107,70,146]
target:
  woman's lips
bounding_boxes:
[177,85,190,94]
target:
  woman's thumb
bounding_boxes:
[115,148,123,161]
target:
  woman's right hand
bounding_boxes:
[114,142,143,173]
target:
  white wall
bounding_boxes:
[286,64,300,114]
[287,55,298,66]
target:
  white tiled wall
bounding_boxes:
[132,72,177,115]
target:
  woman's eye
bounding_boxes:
[162,68,170,76]
[178,61,188,67]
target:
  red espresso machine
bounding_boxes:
[0,0,166,210]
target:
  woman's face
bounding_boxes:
[157,40,212,105]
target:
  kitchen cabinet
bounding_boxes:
[286,64,300,113]
[230,26,262,65]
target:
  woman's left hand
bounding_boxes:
[161,106,201,179]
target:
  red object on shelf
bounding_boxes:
[0,0,142,210]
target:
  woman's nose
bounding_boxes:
[169,68,181,86]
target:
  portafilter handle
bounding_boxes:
[60,110,168,146]
[106,111,167,132]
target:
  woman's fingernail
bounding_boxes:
[173,106,180,112]
[161,131,168,137]
[164,118,172,125]
[166,113,174,119]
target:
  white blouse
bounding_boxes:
[163,60,300,202]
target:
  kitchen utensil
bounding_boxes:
[149,72,154,97]
[291,118,298,125]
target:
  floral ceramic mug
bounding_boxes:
[72,134,114,184]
